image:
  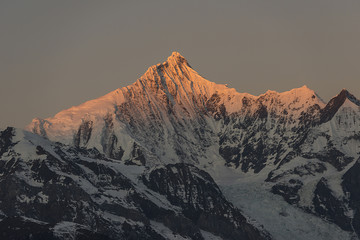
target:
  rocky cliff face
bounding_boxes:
[142,163,270,240]
[0,127,270,240]
[8,52,360,239]
[264,88,360,235]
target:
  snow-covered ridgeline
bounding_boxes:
[26,52,328,167]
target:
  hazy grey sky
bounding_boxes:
[1,0,360,128]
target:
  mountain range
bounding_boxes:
[1,52,360,240]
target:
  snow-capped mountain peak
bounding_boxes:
[165,51,190,66]
[26,52,356,171]
[7,52,360,239]
[319,89,360,124]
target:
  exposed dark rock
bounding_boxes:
[302,149,353,171]
[271,180,303,204]
[126,142,146,166]
[142,163,271,240]
[74,120,93,147]
[255,104,268,119]
[320,89,360,124]
[0,127,16,157]
[266,162,327,182]
[342,159,360,235]
[121,221,165,240]
[129,191,203,239]
[0,217,56,240]
[313,178,351,231]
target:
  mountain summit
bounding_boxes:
[320,89,360,123]
[165,51,191,67]
[27,52,334,167]
[27,52,326,165]
[3,52,360,239]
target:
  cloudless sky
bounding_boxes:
[1,0,360,128]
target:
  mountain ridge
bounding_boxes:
[27,52,333,141]
[30,52,359,129]
[16,52,360,239]
[0,126,272,240]
[26,52,357,168]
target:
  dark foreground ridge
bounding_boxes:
[0,127,271,240]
